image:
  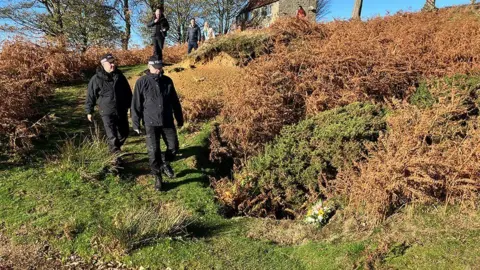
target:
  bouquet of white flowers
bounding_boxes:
[304,200,335,226]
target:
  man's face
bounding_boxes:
[155,9,161,18]
[191,19,195,26]
[102,60,116,73]
[148,65,162,74]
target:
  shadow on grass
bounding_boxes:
[186,220,234,239]
[119,157,151,182]
[163,175,209,191]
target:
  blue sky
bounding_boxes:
[324,0,472,21]
[0,0,475,47]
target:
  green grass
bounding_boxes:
[1,65,480,269]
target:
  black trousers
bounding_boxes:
[153,37,165,59]
[145,126,179,175]
[101,113,129,153]
[188,42,198,54]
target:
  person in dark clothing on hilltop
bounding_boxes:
[186,18,201,54]
[85,53,132,163]
[131,55,184,191]
[148,8,170,59]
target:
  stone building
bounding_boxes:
[236,0,317,29]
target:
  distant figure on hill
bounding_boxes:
[148,8,170,59]
[202,21,216,42]
[187,18,201,54]
[131,55,184,191]
[296,5,307,19]
[85,53,132,164]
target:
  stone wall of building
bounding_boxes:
[278,0,317,21]
[238,0,316,29]
[257,1,280,27]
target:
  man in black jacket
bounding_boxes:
[147,8,170,59]
[187,18,201,54]
[85,54,133,159]
[131,55,184,191]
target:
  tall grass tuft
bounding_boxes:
[109,203,193,253]
[55,127,119,180]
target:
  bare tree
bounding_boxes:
[422,0,436,11]
[316,0,331,20]
[66,0,120,52]
[0,0,70,45]
[201,0,246,35]
[108,0,143,50]
[141,0,164,11]
[352,0,363,20]
[472,0,476,4]
[139,0,202,44]
[165,0,202,43]
[0,0,119,49]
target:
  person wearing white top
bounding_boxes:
[202,21,216,41]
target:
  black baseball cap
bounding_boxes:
[148,55,163,69]
[100,53,115,64]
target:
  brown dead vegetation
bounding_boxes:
[211,8,480,167]
[337,77,480,224]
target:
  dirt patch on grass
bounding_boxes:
[245,218,323,245]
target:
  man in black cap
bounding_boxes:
[85,53,132,161]
[147,8,170,59]
[131,55,184,191]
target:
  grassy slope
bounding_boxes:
[1,65,479,269]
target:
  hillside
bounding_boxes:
[1,5,480,269]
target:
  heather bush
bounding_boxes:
[337,76,480,224]
[214,103,386,218]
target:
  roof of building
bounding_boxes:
[241,0,278,12]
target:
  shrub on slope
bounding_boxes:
[214,103,386,218]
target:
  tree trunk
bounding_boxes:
[122,0,131,50]
[352,0,363,20]
[150,0,164,12]
[52,0,66,47]
[177,24,182,44]
[423,0,436,11]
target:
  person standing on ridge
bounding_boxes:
[131,55,184,191]
[296,5,307,19]
[202,21,216,42]
[148,8,170,59]
[187,18,201,54]
[85,53,132,164]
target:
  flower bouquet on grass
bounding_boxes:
[305,200,335,226]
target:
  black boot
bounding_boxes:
[161,163,175,179]
[154,174,163,191]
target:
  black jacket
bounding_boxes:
[186,24,201,43]
[85,67,132,116]
[148,15,170,38]
[131,71,184,130]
